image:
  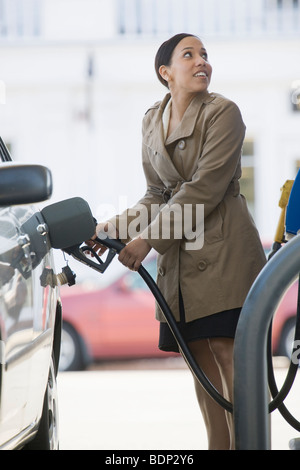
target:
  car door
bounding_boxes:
[18,205,57,428]
[0,140,55,446]
[0,204,36,443]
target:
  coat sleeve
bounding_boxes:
[142,99,246,254]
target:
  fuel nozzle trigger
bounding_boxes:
[63,242,119,274]
[63,233,125,274]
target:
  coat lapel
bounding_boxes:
[144,94,171,160]
[165,92,213,145]
[143,92,215,184]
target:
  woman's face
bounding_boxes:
[160,36,212,96]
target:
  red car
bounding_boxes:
[59,249,298,372]
[272,279,298,358]
[59,257,178,371]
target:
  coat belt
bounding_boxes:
[149,181,184,203]
[150,179,240,203]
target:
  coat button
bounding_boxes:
[158,267,166,277]
[198,261,208,272]
[178,140,186,150]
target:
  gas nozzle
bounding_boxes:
[274,180,294,244]
[269,179,294,260]
[269,169,300,260]
[37,197,125,277]
[63,241,120,274]
[95,233,125,253]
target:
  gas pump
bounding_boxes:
[234,168,300,450]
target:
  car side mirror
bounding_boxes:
[0,163,52,206]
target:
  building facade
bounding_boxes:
[0,0,300,243]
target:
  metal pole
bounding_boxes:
[234,235,300,450]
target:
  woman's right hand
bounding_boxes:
[86,222,119,256]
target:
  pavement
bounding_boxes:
[57,357,300,451]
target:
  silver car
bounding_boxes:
[0,139,61,450]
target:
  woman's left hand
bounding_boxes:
[118,237,151,271]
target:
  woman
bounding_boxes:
[91,33,266,450]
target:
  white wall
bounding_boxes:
[42,0,116,41]
[207,37,300,238]
[1,1,300,252]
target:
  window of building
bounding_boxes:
[291,80,300,112]
[0,0,41,38]
[117,0,300,37]
[266,0,299,9]
[240,138,255,217]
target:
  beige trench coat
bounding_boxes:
[110,92,266,322]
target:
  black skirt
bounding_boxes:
[158,288,242,353]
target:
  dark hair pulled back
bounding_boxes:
[154,33,199,88]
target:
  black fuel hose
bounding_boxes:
[138,264,233,413]
[267,326,300,431]
[41,195,300,425]
[144,261,300,424]
[95,235,232,413]
[96,235,300,421]
[266,273,300,431]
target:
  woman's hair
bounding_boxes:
[155,33,199,88]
